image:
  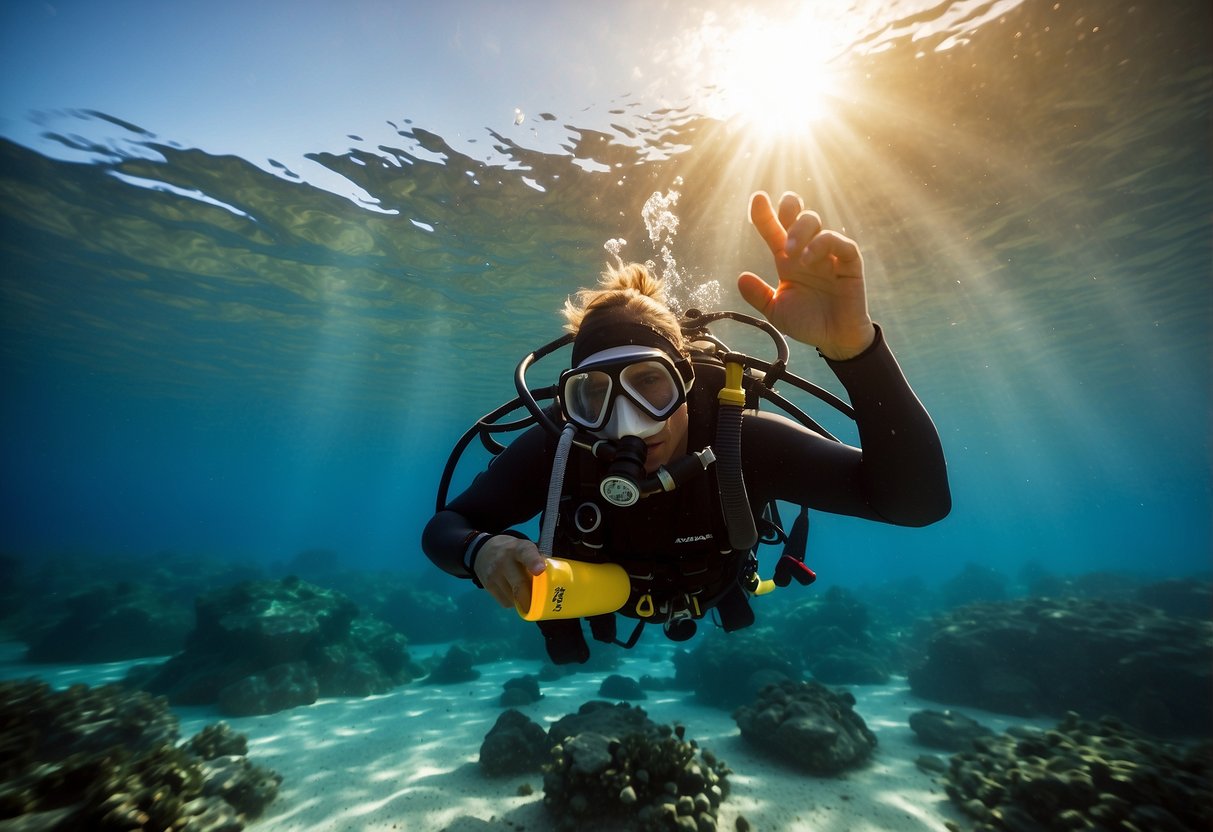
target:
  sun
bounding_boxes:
[691,8,853,140]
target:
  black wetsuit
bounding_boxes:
[423,325,951,584]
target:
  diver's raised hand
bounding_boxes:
[737,191,876,360]
[474,535,547,611]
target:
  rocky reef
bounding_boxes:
[767,585,899,684]
[909,709,994,752]
[478,701,733,831]
[732,679,877,775]
[499,674,542,707]
[672,629,798,708]
[0,679,280,830]
[422,644,481,685]
[941,711,1212,831]
[22,582,193,664]
[479,709,551,776]
[130,576,423,716]
[908,596,1213,736]
[543,702,731,832]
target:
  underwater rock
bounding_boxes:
[908,596,1213,736]
[942,711,1212,832]
[375,584,464,644]
[133,577,421,715]
[673,629,799,709]
[0,679,279,830]
[638,674,684,692]
[807,645,890,686]
[23,581,192,664]
[187,722,248,759]
[909,709,994,751]
[314,616,419,695]
[500,674,542,707]
[217,661,319,716]
[762,586,899,682]
[198,753,282,818]
[915,754,948,774]
[733,680,877,775]
[479,709,551,776]
[1135,578,1213,620]
[281,547,341,579]
[939,562,1009,609]
[548,701,662,746]
[599,674,647,701]
[424,644,481,684]
[542,704,731,831]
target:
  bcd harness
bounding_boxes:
[434,309,855,663]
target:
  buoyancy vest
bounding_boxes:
[536,361,759,663]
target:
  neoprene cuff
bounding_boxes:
[464,529,532,587]
[818,323,884,364]
[462,532,490,584]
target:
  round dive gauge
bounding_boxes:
[600,475,640,507]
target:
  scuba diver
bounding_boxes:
[422,190,951,664]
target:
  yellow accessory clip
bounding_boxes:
[745,572,778,596]
[717,360,747,406]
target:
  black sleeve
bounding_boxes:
[421,424,552,578]
[743,325,951,526]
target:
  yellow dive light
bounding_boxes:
[516,557,632,621]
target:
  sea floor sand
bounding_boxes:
[0,640,1051,832]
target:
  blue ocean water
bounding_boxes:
[0,0,1209,597]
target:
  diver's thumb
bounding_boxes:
[526,554,548,576]
[737,272,774,314]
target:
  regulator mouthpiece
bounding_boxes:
[599,435,648,507]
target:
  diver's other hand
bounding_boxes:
[474,535,547,610]
[737,190,876,360]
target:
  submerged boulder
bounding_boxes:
[909,709,994,751]
[499,674,542,707]
[733,679,877,775]
[673,629,799,709]
[598,674,646,701]
[479,709,550,776]
[541,702,732,831]
[23,581,192,663]
[909,596,1213,736]
[133,576,422,715]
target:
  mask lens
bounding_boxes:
[564,371,612,428]
[620,360,680,417]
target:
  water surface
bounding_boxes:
[1,0,1209,585]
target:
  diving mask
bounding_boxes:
[559,346,693,438]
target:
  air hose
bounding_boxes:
[716,360,758,552]
[538,423,576,557]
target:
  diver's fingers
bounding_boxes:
[520,548,547,576]
[509,549,542,607]
[784,211,824,258]
[749,191,787,255]
[737,271,775,315]
[509,571,532,613]
[802,229,863,276]
[777,192,804,231]
[485,573,515,608]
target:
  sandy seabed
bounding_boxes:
[0,641,1050,832]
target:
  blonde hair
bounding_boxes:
[561,262,685,352]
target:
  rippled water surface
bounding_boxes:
[1,0,1209,581]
